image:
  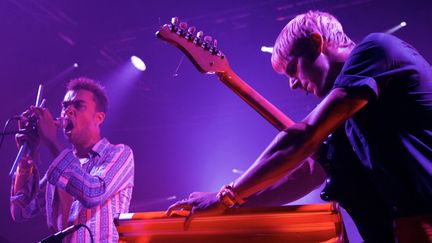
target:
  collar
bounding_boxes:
[73,137,110,159]
[91,137,110,158]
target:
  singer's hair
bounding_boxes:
[271,10,355,74]
[67,77,108,113]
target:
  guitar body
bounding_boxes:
[318,127,395,242]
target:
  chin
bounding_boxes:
[63,133,74,144]
[65,137,73,144]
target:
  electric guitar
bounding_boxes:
[156,17,294,131]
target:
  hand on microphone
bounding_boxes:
[28,106,65,158]
[15,108,41,160]
[16,106,65,159]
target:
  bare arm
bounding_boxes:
[241,157,326,207]
[166,87,370,228]
[232,87,369,201]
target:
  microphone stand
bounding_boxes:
[39,224,83,243]
[9,84,44,176]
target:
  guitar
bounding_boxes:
[156,17,294,131]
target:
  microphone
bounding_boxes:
[55,117,68,129]
[39,224,83,243]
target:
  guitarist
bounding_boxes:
[167,10,432,242]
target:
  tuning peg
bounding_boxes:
[204,35,212,43]
[176,22,188,36]
[202,36,213,49]
[171,17,179,25]
[185,26,196,40]
[193,31,204,45]
[210,39,219,54]
[187,26,196,34]
[179,22,188,29]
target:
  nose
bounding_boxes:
[63,106,74,117]
[289,78,302,90]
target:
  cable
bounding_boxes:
[0,116,21,150]
[79,224,94,243]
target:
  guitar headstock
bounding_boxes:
[156,17,229,74]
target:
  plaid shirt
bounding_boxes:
[11,138,134,242]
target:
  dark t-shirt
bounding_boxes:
[333,33,432,216]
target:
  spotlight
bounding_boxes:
[232,168,244,174]
[261,46,273,54]
[385,21,408,34]
[73,63,79,68]
[130,55,146,71]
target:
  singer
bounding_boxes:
[10,77,135,242]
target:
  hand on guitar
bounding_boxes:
[166,192,226,230]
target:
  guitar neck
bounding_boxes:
[217,69,295,131]
[155,20,295,130]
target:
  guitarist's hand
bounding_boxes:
[165,191,227,230]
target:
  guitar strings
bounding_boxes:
[173,55,185,77]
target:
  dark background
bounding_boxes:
[0,0,431,242]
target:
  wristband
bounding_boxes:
[17,162,34,175]
[216,182,245,208]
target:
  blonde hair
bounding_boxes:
[271,11,355,74]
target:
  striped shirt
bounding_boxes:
[11,138,134,242]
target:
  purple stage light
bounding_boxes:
[130,55,146,71]
[385,21,407,34]
[261,46,273,54]
[232,168,244,174]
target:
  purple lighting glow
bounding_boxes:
[1,1,430,242]
[130,55,146,71]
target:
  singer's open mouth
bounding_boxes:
[65,120,74,134]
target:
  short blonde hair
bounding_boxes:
[271,11,355,74]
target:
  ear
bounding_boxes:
[309,32,324,53]
[95,112,106,126]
